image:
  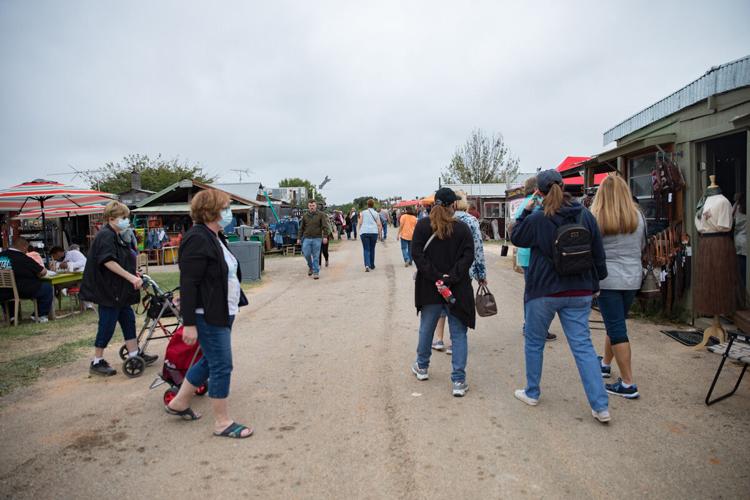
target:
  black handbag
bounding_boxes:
[475,284,498,317]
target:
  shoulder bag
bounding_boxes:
[475,283,497,317]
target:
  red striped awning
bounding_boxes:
[556,156,591,173]
[0,179,115,212]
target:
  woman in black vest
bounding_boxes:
[410,188,475,397]
[165,190,252,439]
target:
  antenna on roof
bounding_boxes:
[230,169,253,182]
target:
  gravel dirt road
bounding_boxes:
[1,238,748,499]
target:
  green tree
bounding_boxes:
[441,129,520,185]
[86,154,216,193]
[278,177,327,205]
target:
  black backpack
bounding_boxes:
[552,211,593,276]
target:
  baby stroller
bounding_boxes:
[149,326,208,405]
[118,274,181,378]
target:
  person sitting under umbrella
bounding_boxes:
[0,238,54,323]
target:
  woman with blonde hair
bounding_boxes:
[590,174,645,399]
[511,170,610,422]
[411,188,475,397]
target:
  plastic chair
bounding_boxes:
[0,269,39,326]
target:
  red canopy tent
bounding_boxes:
[562,173,610,186]
[394,199,420,208]
[555,156,591,174]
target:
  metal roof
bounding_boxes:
[603,55,750,145]
[132,203,256,214]
[211,182,261,201]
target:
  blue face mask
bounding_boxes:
[115,218,130,232]
[220,208,234,229]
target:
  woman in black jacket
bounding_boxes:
[81,201,153,376]
[410,188,475,397]
[165,190,252,439]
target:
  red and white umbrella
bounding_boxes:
[0,179,115,212]
[11,204,107,220]
[0,179,115,249]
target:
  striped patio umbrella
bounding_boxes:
[11,204,107,220]
[0,179,115,212]
[0,179,115,250]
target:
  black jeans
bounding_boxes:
[319,241,329,264]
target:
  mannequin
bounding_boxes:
[693,175,737,349]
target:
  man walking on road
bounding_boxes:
[297,200,328,280]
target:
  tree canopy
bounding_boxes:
[441,129,520,185]
[86,154,215,193]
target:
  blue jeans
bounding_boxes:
[400,239,412,263]
[186,314,235,399]
[597,289,637,345]
[302,237,322,274]
[95,305,136,348]
[382,223,388,240]
[524,296,608,411]
[360,233,378,268]
[31,282,53,317]
[416,304,468,382]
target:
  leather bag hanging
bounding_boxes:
[475,283,498,317]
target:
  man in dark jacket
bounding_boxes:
[411,187,475,397]
[0,238,53,322]
[297,200,328,279]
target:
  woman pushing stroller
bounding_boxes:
[164,190,253,439]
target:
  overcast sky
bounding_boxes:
[1,1,749,204]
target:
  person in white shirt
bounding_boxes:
[49,246,87,272]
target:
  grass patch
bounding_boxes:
[0,335,94,396]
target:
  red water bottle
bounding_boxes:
[436,280,456,305]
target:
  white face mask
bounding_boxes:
[115,217,130,232]
[219,208,234,228]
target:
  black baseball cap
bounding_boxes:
[434,187,458,206]
[536,169,564,194]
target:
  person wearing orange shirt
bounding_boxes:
[397,206,418,267]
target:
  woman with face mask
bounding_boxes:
[164,190,252,439]
[81,201,151,376]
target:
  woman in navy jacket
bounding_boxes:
[511,169,611,423]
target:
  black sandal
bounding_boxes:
[214,421,254,439]
[164,405,201,421]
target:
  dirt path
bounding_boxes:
[1,237,749,499]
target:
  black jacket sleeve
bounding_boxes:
[179,232,210,327]
[445,224,475,286]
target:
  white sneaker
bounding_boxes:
[514,389,539,406]
[591,409,611,423]
[411,362,429,381]
[37,316,49,323]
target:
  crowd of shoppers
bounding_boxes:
[3,170,664,436]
